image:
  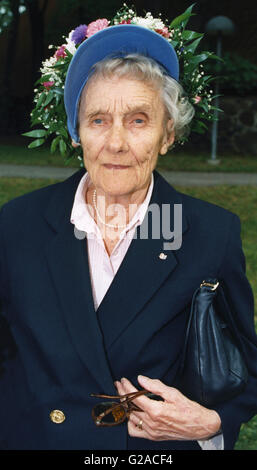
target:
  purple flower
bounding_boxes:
[71,25,88,44]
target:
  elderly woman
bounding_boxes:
[0,23,257,451]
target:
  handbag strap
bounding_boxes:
[179,285,201,373]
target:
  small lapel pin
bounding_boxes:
[159,253,167,260]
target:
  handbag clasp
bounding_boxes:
[200,280,219,291]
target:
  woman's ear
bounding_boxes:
[71,139,81,148]
[159,119,175,155]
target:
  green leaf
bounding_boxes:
[181,3,196,26]
[197,121,208,130]
[36,75,52,85]
[170,4,196,29]
[198,100,209,112]
[170,11,195,28]
[43,90,54,107]
[36,92,47,108]
[28,138,45,148]
[210,106,224,113]
[57,128,69,139]
[182,30,203,41]
[52,61,68,69]
[65,49,73,59]
[50,136,61,153]
[209,54,224,62]
[22,129,47,138]
[170,40,179,48]
[187,37,203,54]
[59,139,67,156]
[192,121,207,134]
[186,53,211,68]
[52,87,64,95]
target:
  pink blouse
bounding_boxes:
[70,171,154,310]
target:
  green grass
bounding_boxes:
[0,143,80,168]
[157,152,257,173]
[0,177,256,450]
[0,177,61,205]
[234,417,257,450]
[177,185,257,316]
[1,140,257,172]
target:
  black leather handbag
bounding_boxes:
[177,278,249,407]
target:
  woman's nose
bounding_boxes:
[106,124,129,153]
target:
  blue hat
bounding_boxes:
[64,24,179,143]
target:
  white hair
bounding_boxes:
[80,53,195,143]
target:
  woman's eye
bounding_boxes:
[93,119,103,125]
[134,118,144,124]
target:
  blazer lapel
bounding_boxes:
[44,169,115,393]
[96,170,189,349]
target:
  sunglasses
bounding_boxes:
[91,390,161,427]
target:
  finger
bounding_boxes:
[115,379,139,401]
[127,414,153,440]
[130,411,191,442]
[114,380,144,409]
[137,375,181,403]
[119,377,163,414]
[128,412,179,441]
[129,410,157,431]
[114,380,126,395]
[119,378,138,391]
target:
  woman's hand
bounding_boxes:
[114,375,221,441]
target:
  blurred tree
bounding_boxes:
[25,0,49,83]
[205,52,257,96]
[1,0,48,96]
[2,0,21,95]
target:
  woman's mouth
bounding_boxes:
[103,164,130,169]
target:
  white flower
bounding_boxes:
[132,15,166,30]
[64,30,77,55]
[40,55,57,77]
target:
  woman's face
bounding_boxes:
[78,75,174,197]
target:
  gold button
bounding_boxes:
[50,410,66,424]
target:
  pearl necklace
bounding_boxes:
[92,189,128,229]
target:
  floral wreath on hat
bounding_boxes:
[24,3,220,165]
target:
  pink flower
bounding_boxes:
[193,96,202,104]
[43,81,54,91]
[86,19,109,38]
[155,27,170,38]
[55,45,67,60]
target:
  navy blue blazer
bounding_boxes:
[0,168,257,450]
